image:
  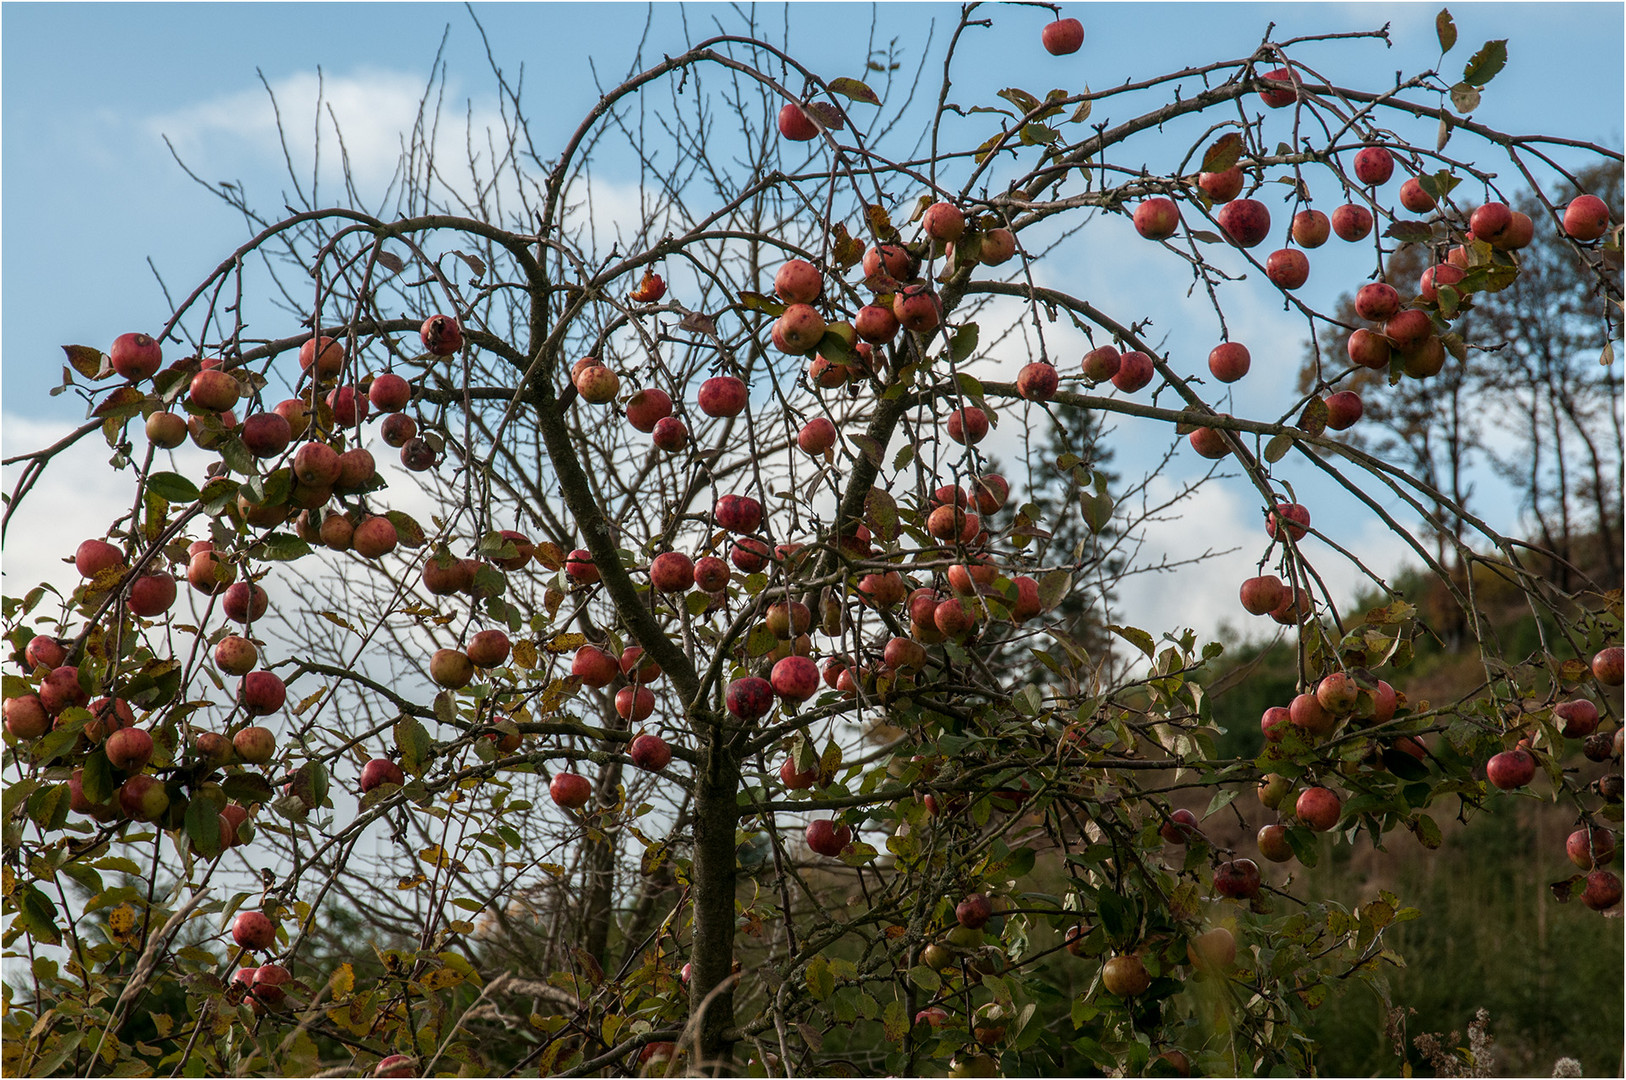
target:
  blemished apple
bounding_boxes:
[3,695,50,740]
[251,964,292,1007]
[629,733,672,771]
[770,656,820,701]
[1418,263,1465,303]
[1266,502,1310,542]
[1384,309,1433,352]
[780,758,817,789]
[368,372,412,411]
[649,552,696,593]
[1554,699,1599,739]
[1567,826,1615,870]
[1016,361,1059,401]
[1291,209,1330,248]
[105,726,154,772]
[946,406,989,444]
[1347,328,1392,370]
[1265,248,1309,289]
[955,892,993,929]
[1355,283,1401,321]
[1580,869,1622,911]
[698,375,748,417]
[351,516,397,559]
[76,538,123,579]
[1216,199,1270,247]
[430,649,474,689]
[110,332,163,380]
[625,388,673,432]
[39,666,89,714]
[189,369,241,412]
[326,385,369,427]
[233,725,276,765]
[1469,202,1513,245]
[127,573,177,617]
[797,418,838,454]
[374,1055,417,1078]
[715,494,763,533]
[1112,351,1154,393]
[773,304,826,352]
[980,228,1017,264]
[1041,17,1083,55]
[1399,177,1437,212]
[1133,198,1180,240]
[1352,146,1394,186]
[615,686,656,721]
[1290,692,1336,737]
[894,287,942,333]
[805,818,851,856]
[1324,391,1363,430]
[118,774,170,822]
[726,676,775,720]
[1593,646,1624,685]
[574,363,621,403]
[1331,203,1373,241]
[1082,345,1122,382]
[239,671,286,716]
[1101,954,1151,996]
[1316,672,1359,715]
[775,260,822,304]
[400,437,437,471]
[923,201,966,242]
[232,910,277,950]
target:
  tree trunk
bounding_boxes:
[689,737,740,1065]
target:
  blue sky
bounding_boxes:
[2,2,1622,635]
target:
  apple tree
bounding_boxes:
[3,7,1622,1077]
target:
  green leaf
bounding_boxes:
[882,997,908,1043]
[950,323,979,363]
[186,792,225,859]
[1409,813,1443,849]
[1383,749,1430,781]
[848,433,884,469]
[1462,39,1507,87]
[892,443,914,472]
[1200,132,1244,174]
[998,87,1042,114]
[865,488,899,542]
[1107,624,1156,658]
[216,435,256,476]
[806,954,834,1001]
[828,77,880,106]
[909,964,941,994]
[738,291,786,316]
[1203,787,1240,819]
[1384,220,1435,244]
[1079,492,1113,533]
[1096,891,1133,942]
[222,772,275,806]
[1285,826,1321,868]
[1264,432,1294,463]
[261,532,312,561]
[396,716,433,776]
[386,511,426,547]
[1436,9,1457,53]
[1038,569,1071,612]
[145,471,200,503]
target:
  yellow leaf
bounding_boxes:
[330,962,355,1000]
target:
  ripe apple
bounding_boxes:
[127,573,177,617]
[374,1054,417,1078]
[1316,672,1359,715]
[3,695,50,740]
[1112,350,1154,392]
[955,893,993,929]
[1418,263,1465,303]
[1355,283,1401,321]
[973,474,1009,514]
[429,649,474,689]
[1290,692,1336,737]
[649,552,696,593]
[239,412,291,458]
[1160,808,1200,844]
[273,398,312,439]
[351,516,397,559]
[1041,17,1084,54]
[980,228,1017,265]
[893,287,942,333]
[550,771,593,809]
[726,677,775,721]
[1485,749,1535,790]
[1257,67,1298,108]
[1500,211,1535,250]
[400,437,437,471]
[1347,328,1392,370]
[23,636,65,671]
[1212,858,1261,899]
[1296,786,1342,831]
[1189,426,1229,459]
[1352,146,1394,186]
[854,303,900,344]
[251,964,292,1007]
[467,629,511,669]
[864,242,915,281]
[1240,575,1285,615]
[1564,194,1611,241]
[777,102,818,141]
[300,335,345,377]
[648,415,688,452]
[110,332,163,380]
[232,725,276,765]
[1593,647,1624,686]
[771,656,820,701]
[1081,345,1121,382]
[1265,248,1309,289]
[86,697,135,741]
[572,646,619,688]
[1266,502,1310,542]
[293,442,341,488]
[1384,309,1433,353]
[1568,826,1615,870]
[715,494,763,533]
[731,537,771,572]
[806,818,851,857]
[1331,203,1373,241]
[1469,202,1513,245]
[1257,824,1294,862]
[190,369,241,412]
[1216,199,1270,247]
[327,385,369,428]
[1207,341,1250,382]
[367,372,412,412]
[1101,954,1151,996]
[780,758,817,789]
[239,671,286,716]
[1187,926,1237,971]
[1399,178,1437,212]
[615,687,656,721]
[1016,361,1059,401]
[946,406,989,444]
[233,910,277,950]
[1581,869,1622,911]
[1199,166,1244,203]
[698,375,748,417]
[359,758,405,793]
[118,774,170,822]
[1257,773,1291,809]
[923,202,966,243]
[797,417,838,454]
[105,726,154,772]
[625,388,674,433]
[773,304,827,353]
[76,539,123,579]
[1291,209,1330,248]
[1270,587,1312,625]
[629,733,672,772]
[574,364,621,403]
[1133,198,1180,240]
[146,411,188,448]
[39,666,89,714]
[1555,699,1600,739]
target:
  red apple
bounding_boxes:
[1239,575,1285,615]
[1331,203,1373,241]
[1082,345,1121,382]
[1485,749,1536,790]
[1352,146,1394,186]
[1199,167,1243,203]
[629,733,671,772]
[946,406,989,445]
[1257,67,1298,108]
[1208,342,1250,382]
[1563,194,1611,241]
[1216,199,1270,247]
[1212,858,1261,899]
[360,758,405,792]
[698,375,748,418]
[1266,502,1310,542]
[190,369,240,412]
[1265,248,1309,289]
[1260,706,1290,743]
[806,818,851,857]
[1399,178,1437,212]
[1133,198,1180,240]
[1347,328,1392,370]
[1160,808,1200,844]
[955,893,993,929]
[923,202,966,243]
[649,552,696,593]
[726,677,775,721]
[1016,362,1059,401]
[572,646,619,688]
[1593,647,1624,686]
[550,771,593,809]
[76,539,123,579]
[1291,209,1330,248]
[1112,351,1154,393]
[771,656,820,702]
[110,332,162,380]
[39,666,89,714]
[1555,699,1600,739]
[1041,17,1084,55]
[127,573,177,617]
[777,102,818,141]
[300,335,345,377]
[1296,786,1342,831]
[715,494,763,534]
[1324,391,1363,430]
[797,417,838,454]
[1581,869,1622,911]
[625,388,673,432]
[616,687,656,722]
[1257,824,1294,863]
